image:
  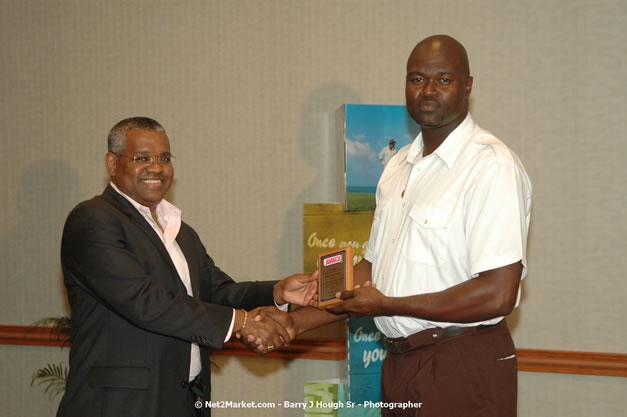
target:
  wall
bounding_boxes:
[1,1,625,416]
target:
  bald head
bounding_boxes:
[408,35,470,78]
[405,34,473,150]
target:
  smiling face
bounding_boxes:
[105,129,173,210]
[405,35,473,139]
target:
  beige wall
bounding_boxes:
[1,0,625,416]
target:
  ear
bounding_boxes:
[105,152,118,177]
[465,76,473,97]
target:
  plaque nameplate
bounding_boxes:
[318,247,354,307]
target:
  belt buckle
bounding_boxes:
[383,337,397,353]
[443,326,466,337]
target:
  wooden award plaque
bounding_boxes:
[317,247,354,307]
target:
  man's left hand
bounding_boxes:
[326,285,388,317]
[274,271,318,306]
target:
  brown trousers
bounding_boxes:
[381,321,517,417]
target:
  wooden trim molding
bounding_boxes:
[215,337,346,361]
[0,325,346,360]
[0,325,66,347]
[2,325,626,377]
[516,348,627,377]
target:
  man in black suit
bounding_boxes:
[57,117,316,417]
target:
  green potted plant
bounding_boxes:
[30,316,71,399]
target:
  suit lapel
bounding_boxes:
[101,185,187,293]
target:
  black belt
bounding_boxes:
[383,321,503,355]
[182,374,205,399]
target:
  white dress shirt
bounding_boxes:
[364,114,532,338]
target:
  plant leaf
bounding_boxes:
[31,362,68,400]
[31,316,71,347]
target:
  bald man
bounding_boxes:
[282,35,532,417]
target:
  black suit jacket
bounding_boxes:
[57,186,275,417]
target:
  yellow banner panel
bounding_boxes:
[303,204,374,274]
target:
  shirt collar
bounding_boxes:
[109,181,181,225]
[405,113,475,169]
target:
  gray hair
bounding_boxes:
[107,117,166,154]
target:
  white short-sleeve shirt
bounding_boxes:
[364,114,532,338]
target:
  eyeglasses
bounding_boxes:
[114,153,175,165]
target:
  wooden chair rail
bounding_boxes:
[2,325,625,377]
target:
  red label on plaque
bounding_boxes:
[323,255,343,267]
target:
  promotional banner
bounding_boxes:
[303,204,384,416]
[304,380,380,417]
[303,204,373,274]
[347,317,386,404]
[339,104,420,211]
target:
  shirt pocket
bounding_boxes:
[406,205,450,265]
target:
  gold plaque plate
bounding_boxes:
[318,247,354,307]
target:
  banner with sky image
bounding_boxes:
[303,204,383,416]
[347,317,386,404]
[339,104,420,211]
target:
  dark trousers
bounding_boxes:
[381,320,517,417]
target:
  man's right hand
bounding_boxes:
[234,307,295,353]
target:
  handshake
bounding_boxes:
[232,271,320,354]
